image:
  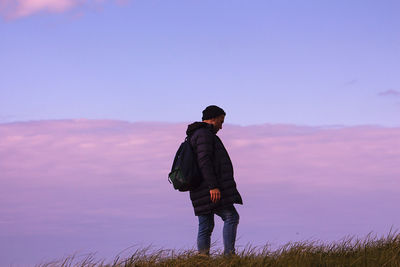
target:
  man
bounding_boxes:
[186,105,243,256]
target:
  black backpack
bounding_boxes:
[168,135,202,191]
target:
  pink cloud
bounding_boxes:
[1,120,399,196]
[0,0,130,20]
[0,0,79,19]
[1,120,400,265]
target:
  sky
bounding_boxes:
[1,0,400,126]
[1,1,400,266]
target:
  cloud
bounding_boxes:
[378,90,400,97]
[0,0,78,19]
[1,120,399,193]
[0,0,129,20]
[1,120,400,264]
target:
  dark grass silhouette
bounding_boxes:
[37,230,400,267]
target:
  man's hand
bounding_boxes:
[210,188,221,203]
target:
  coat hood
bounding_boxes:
[186,122,214,136]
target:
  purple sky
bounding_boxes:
[1,120,400,265]
[1,0,400,126]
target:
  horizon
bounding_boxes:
[1,118,400,129]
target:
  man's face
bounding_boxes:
[211,115,225,133]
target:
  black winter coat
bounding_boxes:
[186,122,243,216]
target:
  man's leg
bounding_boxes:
[215,205,240,255]
[197,213,215,255]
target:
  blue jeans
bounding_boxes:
[197,205,240,255]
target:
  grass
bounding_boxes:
[37,231,400,267]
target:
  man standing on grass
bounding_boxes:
[186,105,243,256]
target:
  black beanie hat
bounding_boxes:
[202,105,226,120]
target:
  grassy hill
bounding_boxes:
[39,231,400,267]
